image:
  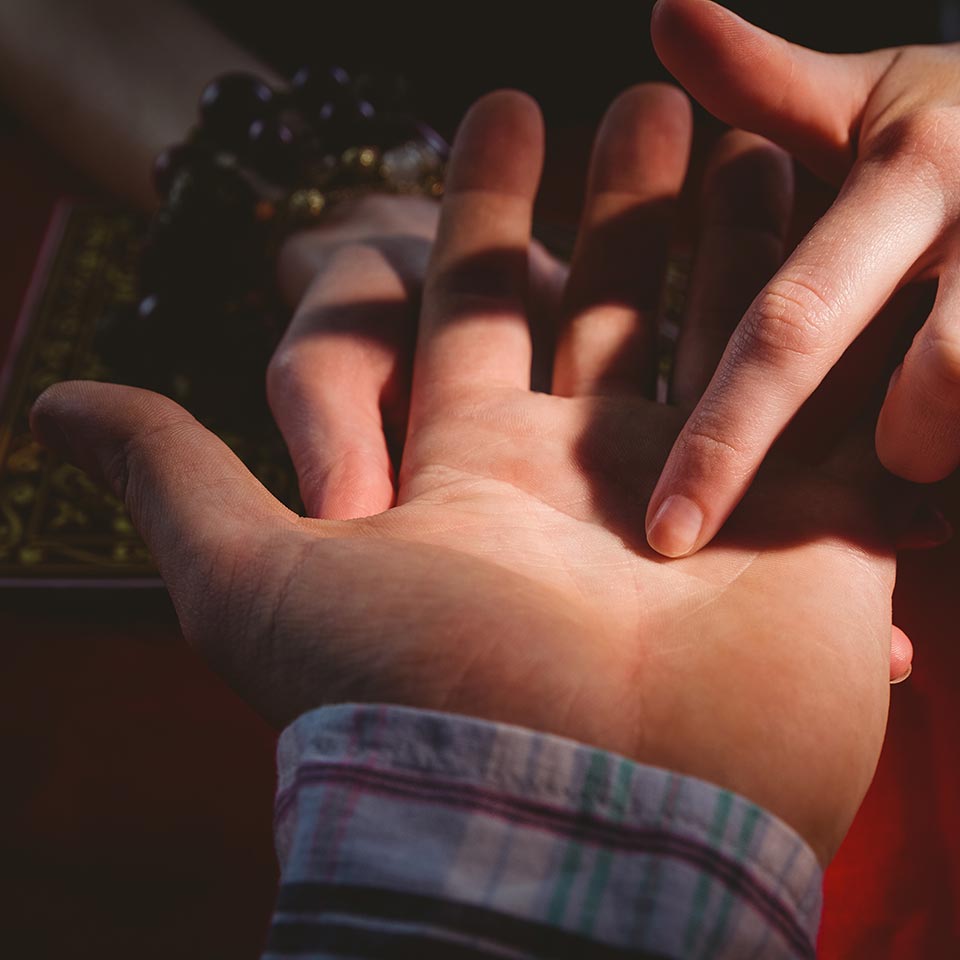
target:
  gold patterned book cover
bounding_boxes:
[0,203,299,585]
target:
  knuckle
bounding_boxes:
[292,456,331,506]
[265,345,337,427]
[738,278,836,364]
[265,342,300,398]
[107,412,189,510]
[678,408,752,479]
[867,108,960,188]
[265,348,307,416]
[683,425,745,462]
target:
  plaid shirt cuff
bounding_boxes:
[266,704,822,959]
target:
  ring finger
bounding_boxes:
[671,130,794,409]
[552,84,693,398]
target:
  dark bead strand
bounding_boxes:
[142,157,267,298]
[166,160,258,227]
[291,64,376,149]
[121,65,447,413]
[290,64,353,112]
[246,112,308,183]
[198,72,276,151]
[152,143,196,199]
[353,71,408,115]
[324,96,376,140]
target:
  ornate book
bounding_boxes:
[0,203,298,585]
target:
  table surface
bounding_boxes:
[2,123,959,959]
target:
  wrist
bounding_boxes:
[637,598,889,864]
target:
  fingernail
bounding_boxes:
[647,494,704,558]
[891,664,912,685]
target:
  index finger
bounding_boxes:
[646,156,946,557]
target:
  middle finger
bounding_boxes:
[552,84,693,399]
[671,130,793,410]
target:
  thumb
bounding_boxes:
[30,381,293,606]
[651,0,895,183]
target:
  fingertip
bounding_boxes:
[650,0,689,67]
[651,0,752,72]
[586,84,692,201]
[29,381,76,457]
[890,625,913,684]
[649,0,808,166]
[267,341,400,521]
[650,0,668,24]
[30,379,104,432]
[32,380,180,426]
[649,0,674,50]
[701,132,794,249]
[447,89,544,196]
[650,0,701,41]
[29,381,184,486]
[873,401,906,479]
[466,88,542,125]
[876,372,960,484]
[608,82,693,154]
[646,492,706,558]
[876,444,956,485]
[650,0,860,183]
[608,82,693,151]
[608,82,692,125]
[876,276,960,481]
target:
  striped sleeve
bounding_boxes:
[264,704,822,959]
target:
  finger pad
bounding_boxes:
[447,90,544,196]
[891,625,913,682]
[652,0,763,79]
[651,0,798,137]
[590,84,693,195]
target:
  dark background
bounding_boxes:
[190,0,942,132]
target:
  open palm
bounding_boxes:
[32,88,902,864]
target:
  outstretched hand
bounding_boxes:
[648,0,960,557]
[33,87,905,864]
